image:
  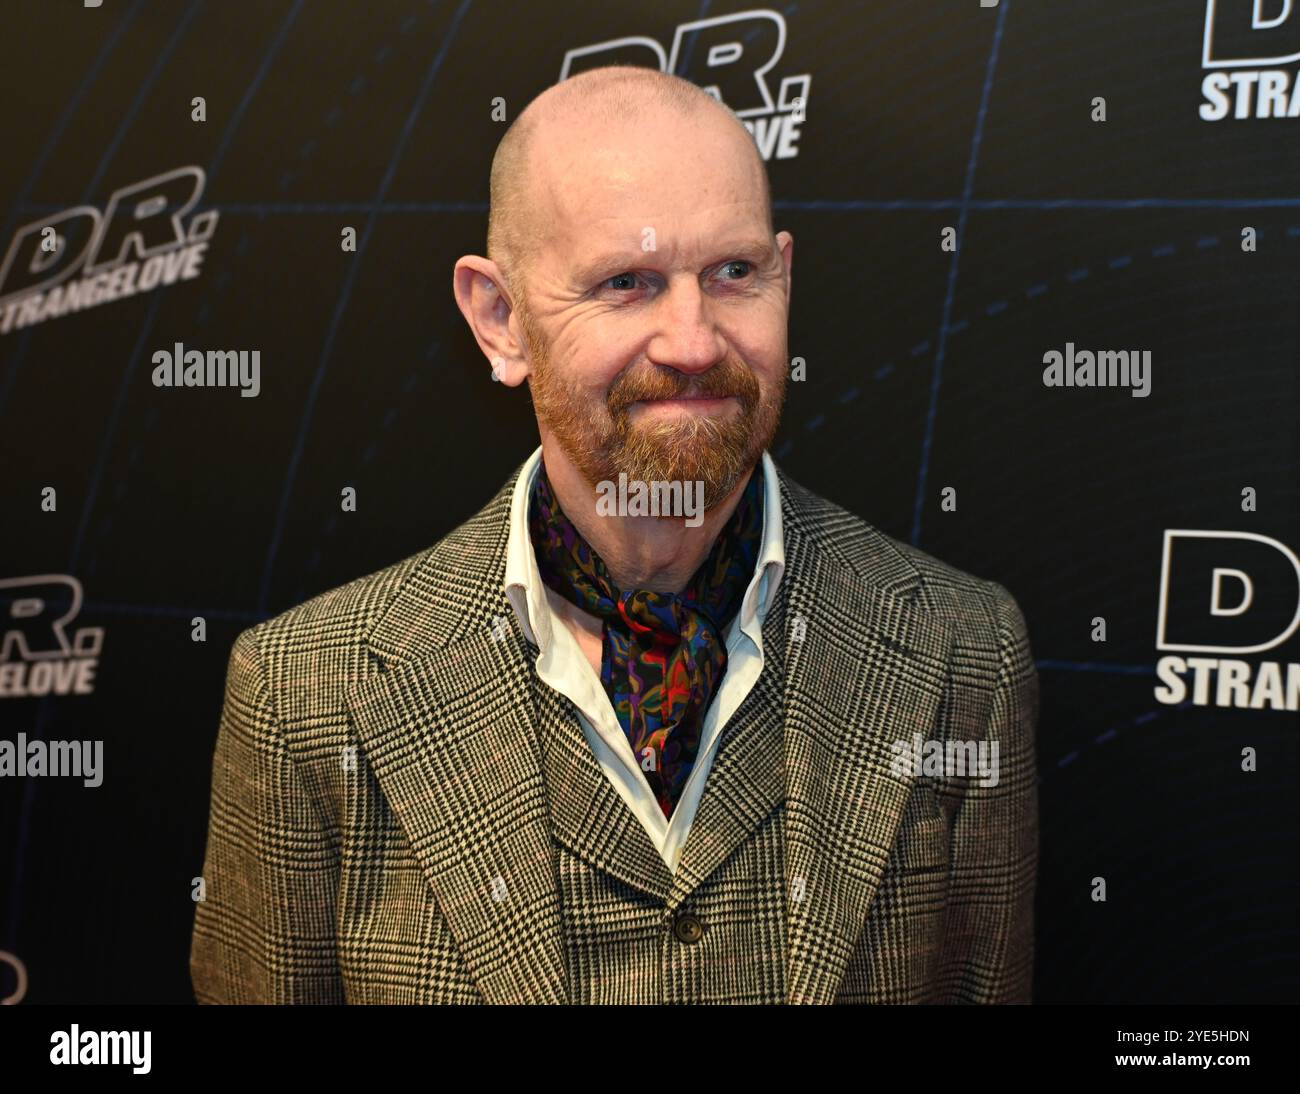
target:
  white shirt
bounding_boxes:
[503,445,785,875]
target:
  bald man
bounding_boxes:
[191,65,1039,1005]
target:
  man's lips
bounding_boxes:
[631,393,737,406]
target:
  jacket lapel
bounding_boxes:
[775,473,955,1004]
[345,465,571,1004]
[531,676,676,899]
[667,578,788,908]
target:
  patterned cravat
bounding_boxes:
[528,461,764,819]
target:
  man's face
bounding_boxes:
[515,111,792,511]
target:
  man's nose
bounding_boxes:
[645,278,727,375]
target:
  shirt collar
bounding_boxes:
[504,445,785,650]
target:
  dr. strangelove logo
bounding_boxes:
[1200,0,1300,119]
[0,166,219,334]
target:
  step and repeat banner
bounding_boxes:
[1,0,1296,1005]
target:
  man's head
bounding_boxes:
[455,65,793,510]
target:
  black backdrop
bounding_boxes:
[1,0,1297,1005]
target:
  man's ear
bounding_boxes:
[452,256,530,386]
[776,230,793,307]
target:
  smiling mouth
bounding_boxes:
[634,394,737,406]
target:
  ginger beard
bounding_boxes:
[520,300,787,511]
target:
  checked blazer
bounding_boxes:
[190,456,1039,1004]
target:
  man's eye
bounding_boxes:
[603,272,642,291]
[599,263,751,293]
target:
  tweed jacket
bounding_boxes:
[190,457,1039,1004]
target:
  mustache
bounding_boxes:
[607,362,756,412]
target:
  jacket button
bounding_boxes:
[673,913,705,944]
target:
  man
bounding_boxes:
[190,65,1038,1005]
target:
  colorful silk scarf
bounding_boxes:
[528,461,764,819]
